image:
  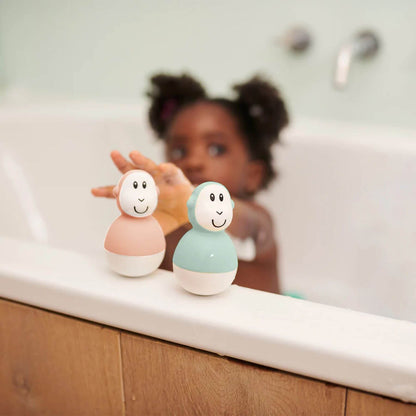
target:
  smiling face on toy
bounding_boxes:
[194,183,234,232]
[114,170,158,217]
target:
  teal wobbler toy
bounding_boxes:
[173,182,238,295]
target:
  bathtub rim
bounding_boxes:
[0,236,415,404]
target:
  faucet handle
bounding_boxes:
[354,30,380,58]
[334,30,381,89]
[278,26,312,53]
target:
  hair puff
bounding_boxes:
[233,75,289,147]
[147,73,207,138]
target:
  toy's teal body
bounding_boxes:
[173,228,237,273]
[173,182,238,273]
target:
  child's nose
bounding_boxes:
[183,148,205,171]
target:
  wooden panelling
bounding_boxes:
[2,298,415,416]
[0,299,125,416]
[346,389,416,416]
[121,332,346,416]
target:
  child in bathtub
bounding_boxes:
[92,73,289,294]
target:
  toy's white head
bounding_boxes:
[193,182,234,232]
[113,170,158,217]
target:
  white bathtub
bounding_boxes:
[260,118,416,321]
[0,101,415,403]
[1,100,415,320]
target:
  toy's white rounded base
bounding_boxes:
[106,250,165,277]
[173,264,237,295]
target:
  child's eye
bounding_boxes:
[208,144,226,157]
[170,146,186,161]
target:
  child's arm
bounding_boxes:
[228,199,276,257]
[91,150,193,235]
[227,200,280,293]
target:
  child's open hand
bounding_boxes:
[91,150,193,235]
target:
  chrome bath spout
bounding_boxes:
[334,30,380,89]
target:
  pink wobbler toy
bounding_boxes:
[104,170,166,276]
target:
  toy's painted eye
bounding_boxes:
[133,181,138,189]
[219,193,224,201]
[142,181,147,189]
[210,193,215,201]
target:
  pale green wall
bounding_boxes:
[0,0,415,128]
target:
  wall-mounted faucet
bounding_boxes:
[334,30,380,89]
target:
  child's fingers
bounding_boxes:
[111,150,135,174]
[159,163,178,183]
[91,186,115,198]
[129,151,159,176]
[159,163,191,186]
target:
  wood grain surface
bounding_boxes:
[121,332,346,416]
[0,299,125,416]
[2,298,415,416]
[346,389,416,416]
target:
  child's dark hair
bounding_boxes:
[146,73,289,189]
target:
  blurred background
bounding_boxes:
[0,0,415,320]
[0,0,415,128]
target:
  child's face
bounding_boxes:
[165,102,264,198]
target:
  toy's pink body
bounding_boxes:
[104,169,166,276]
[105,214,165,256]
